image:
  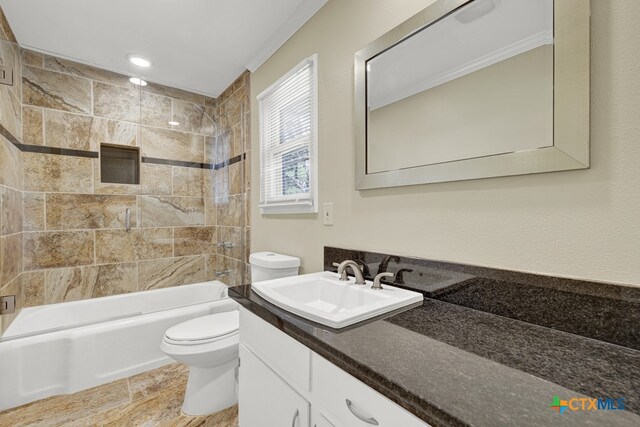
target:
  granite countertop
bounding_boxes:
[229,281,640,427]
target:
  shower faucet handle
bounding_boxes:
[125,208,132,233]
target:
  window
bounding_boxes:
[258,55,318,214]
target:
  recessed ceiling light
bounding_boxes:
[168,121,180,126]
[129,77,147,86]
[126,53,151,68]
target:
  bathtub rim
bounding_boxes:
[1,281,230,342]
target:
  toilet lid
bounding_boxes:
[165,311,239,342]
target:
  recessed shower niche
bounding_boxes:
[100,144,141,185]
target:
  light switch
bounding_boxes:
[323,203,334,226]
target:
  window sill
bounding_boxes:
[260,203,317,215]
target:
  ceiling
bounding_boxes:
[0,0,327,97]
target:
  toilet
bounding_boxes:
[160,311,240,416]
[249,252,301,282]
[160,251,300,415]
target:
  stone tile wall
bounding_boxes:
[18,52,250,304]
[0,9,23,334]
[0,6,250,334]
[16,49,224,313]
[207,71,251,286]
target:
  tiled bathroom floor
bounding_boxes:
[0,363,238,426]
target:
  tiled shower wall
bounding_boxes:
[19,49,219,308]
[0,11,23,334]
[0,7,250,334]
[209,71,251,286]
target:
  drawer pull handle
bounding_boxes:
[346,399,379,425]
[291,409,299,427]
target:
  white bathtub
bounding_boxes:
[0,281,238,411]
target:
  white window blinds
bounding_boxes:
[258,55,318,214]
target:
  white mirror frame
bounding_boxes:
[354,0,590,190]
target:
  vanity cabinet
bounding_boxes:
[239,344,310,427]
[239,307,430,427]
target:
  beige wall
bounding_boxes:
[250,0,640,286]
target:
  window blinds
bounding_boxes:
[258,55,317,213]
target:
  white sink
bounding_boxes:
[251,271,424,328]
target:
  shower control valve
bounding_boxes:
[217,241,235,250]
[0,295,16,315]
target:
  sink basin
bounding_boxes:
[251,271,424,328]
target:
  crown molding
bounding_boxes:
[247,0,327,73]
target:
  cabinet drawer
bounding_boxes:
[240,345,309,427]
[240,307,311,391]
[312,353,430,427]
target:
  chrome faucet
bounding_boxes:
[333,260,366,285]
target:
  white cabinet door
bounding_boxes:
[240,307,311,392]
[239,344,310,427]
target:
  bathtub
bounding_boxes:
[0,281,238,411]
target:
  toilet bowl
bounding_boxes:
[161,311,239,416]
[160,252,300,416]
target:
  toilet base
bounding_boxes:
[182,359,238,416]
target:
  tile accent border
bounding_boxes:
[213,153,245,170]
[2,122,246,169]
[139,152,245,170]
[1,123,97,159]
[21,144,98,158]
[0,123,22,150]
[141,157,212,170]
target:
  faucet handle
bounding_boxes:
[353,260,371,277]
[377,255,401,274]
[395,268,413,285]
[372,272,394,290]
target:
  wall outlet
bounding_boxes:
[323,203,334,226]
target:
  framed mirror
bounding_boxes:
[354,0,589,190]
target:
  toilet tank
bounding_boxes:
[249,252,300,283]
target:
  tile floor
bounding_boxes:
[0,363,238,426]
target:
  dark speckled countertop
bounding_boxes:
[229,248,640,427]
